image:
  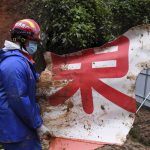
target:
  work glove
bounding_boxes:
[37,124,54,140]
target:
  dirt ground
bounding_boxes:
[1,1,150,150]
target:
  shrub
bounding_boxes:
[25,0,150,54]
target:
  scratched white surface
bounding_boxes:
[41,25,150,144]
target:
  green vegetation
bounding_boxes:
[26,0,150,54]
[0,145,3,150]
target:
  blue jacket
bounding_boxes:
[0,49,43,143]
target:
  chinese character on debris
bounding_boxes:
[37,25,150,150]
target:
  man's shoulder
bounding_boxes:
[2,54,26,65]
[0,53,28,72]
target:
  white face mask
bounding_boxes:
[26,41,38,55]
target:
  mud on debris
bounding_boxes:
[37,62,150,149]
[96,107,150,150]
[37,78,150,150]
[39,102,150,150]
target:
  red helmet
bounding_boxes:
[10,19,41,42]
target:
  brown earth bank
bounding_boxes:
[0,0,26,48]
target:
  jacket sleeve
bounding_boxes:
[1,57,43,129]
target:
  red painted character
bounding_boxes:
[48,36,136,114]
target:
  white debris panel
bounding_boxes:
[37,25,150,146]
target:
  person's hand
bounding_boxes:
[37,69,53,88]
[37,124,55,140]
[39,69,52,83]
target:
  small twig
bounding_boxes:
[136,92,150,113]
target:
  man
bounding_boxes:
[0,19,51,150]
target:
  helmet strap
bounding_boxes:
[19,41,26,52]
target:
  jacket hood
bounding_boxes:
[0,40,30,63]
[2,40,20,51]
